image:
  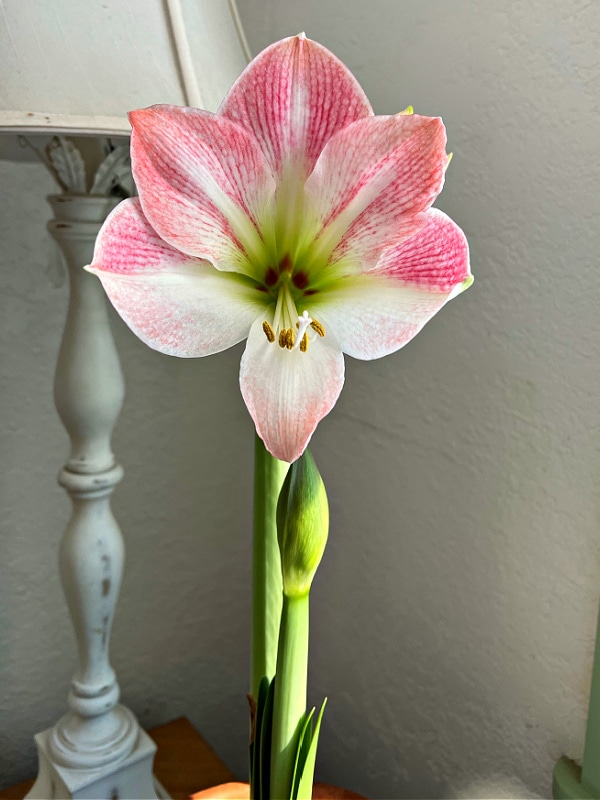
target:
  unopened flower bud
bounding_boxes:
[276,450,329,598]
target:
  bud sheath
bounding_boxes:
[276,450,329,598]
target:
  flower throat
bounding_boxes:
[261,272,325,353]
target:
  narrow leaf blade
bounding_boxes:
[296,698,327,800]
[251,676,271,800]
[290,708,315,800]
[260,676,276,800]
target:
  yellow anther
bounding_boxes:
[300,333,309,352]
[398,105,414,115]
[310,319,325,337]
[278,328,295,349]
[262,320,275,342]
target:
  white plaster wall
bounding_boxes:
[1,1,599,797]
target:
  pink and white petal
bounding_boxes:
[305,114,447,270]
[219,35,373,179]
[130,105,275,275]
[94,269,264,357]
[313,280,453,360]
[240,318,345,462]
[89,197,188,275]
[370,209,471,292]
[311,211,471,360]
[88,199,266,357]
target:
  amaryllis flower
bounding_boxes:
[87,34,471,463]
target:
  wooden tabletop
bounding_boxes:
[0,717,236,800]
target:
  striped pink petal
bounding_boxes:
[88,199,266,357]
[130,105,276,277]
[239,318,345,462]
[312,210,471,360]
[305,114,447,272]
[371,209,471,291]
[219,35,373,179]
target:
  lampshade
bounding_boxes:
[0,0,251,136]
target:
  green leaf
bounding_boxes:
[296,698,327,800]
[260,676,276,800]
[250,676,271,800]
[290,708,315,800]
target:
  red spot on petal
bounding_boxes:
[304,289,318,296]
[292,271,309,289]
[265,268,278,286]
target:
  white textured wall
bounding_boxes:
[1,1,599,797]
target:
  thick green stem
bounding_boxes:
[270,593,309,800]
[252,435,288,701]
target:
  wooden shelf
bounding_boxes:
[0,717,236,800]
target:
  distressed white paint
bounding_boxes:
[1,1,600,798]
[25,196,158,799]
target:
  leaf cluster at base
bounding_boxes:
[250,675,327,800]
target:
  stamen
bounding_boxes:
[310,319,325,337]
[278,328,295,349]
[271,286,319,354]
[278,328,293,349]
[262,321,275,342]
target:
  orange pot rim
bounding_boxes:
[190,780,366,799]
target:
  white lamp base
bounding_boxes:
[26,724,163,800]
[24,193,165,800]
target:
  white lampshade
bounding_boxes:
[0,0,251,136]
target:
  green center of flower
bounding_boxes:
[260,267,325,353]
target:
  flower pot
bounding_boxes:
[191,781,365,799]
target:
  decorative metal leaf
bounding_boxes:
[46,137,86,193]
[91,146,132,195]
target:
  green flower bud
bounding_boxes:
[276,449,329,598]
